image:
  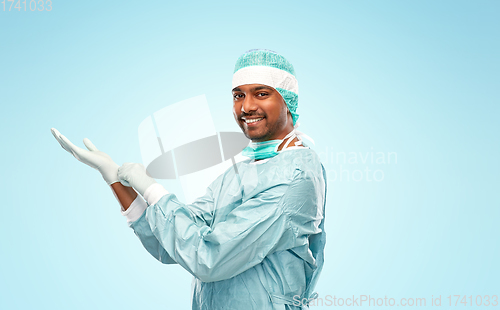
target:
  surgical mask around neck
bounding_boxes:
[241,129,297,160]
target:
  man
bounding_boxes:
[51,49,327,309]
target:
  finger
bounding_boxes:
[83,138,99,152]
[120,162,134,170]
[51,127,63,144]
[120,179,132,187]
[50,127,61,139]
[51,128,73,154]
[117,164,135,181]
[117,165,127,179]
[58,136,77,156]
[59,134,86,157]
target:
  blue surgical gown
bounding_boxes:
[129,148,327,309]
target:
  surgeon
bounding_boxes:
[51,49,327,310]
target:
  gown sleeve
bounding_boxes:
[144,167,324,282]
[129,210,177,264]
[127,177,219,265]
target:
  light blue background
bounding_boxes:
[1,0,498,309]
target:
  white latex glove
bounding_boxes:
[51,128,120,185]
[117,163,157,197]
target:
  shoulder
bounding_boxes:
[281,149,327,205]
[278,148,324,178]
[278,150,327,220]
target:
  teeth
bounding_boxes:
[245,117,263,123]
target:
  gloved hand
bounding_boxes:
[117,163,157,197]
[51,128,120,185]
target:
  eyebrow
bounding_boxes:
[232,86,274,92]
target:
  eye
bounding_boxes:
[256,92,269,97]
[233,93,244,100]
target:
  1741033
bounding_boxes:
[2,0,52,11]
[447,295,498,307]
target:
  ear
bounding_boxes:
[286,109,293,123]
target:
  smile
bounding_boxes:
[244,117,264,125]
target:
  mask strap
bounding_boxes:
[293,122,315,146]
[274,128,297,152]
[282,131,296,149]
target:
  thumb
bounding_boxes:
[83,138,99,152]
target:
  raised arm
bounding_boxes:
[50,128,175,264]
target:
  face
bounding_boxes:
[232,84,293,142]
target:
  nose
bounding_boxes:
[241,95,258,113]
